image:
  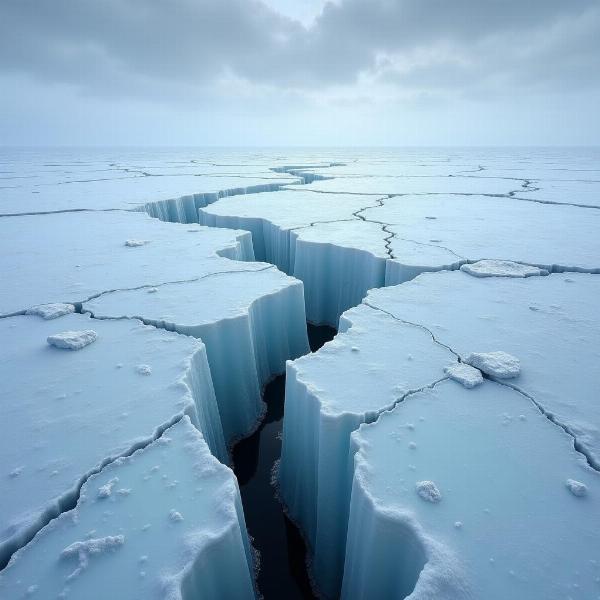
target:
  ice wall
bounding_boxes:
[278,304,454,597]
[84,267,310,443]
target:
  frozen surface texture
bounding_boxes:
[0,417,255,600]
[0,313,226,567]
[460,260,548,278]
[344,380,600,600]
[0,211,254,317]
[85,265,309,442]
[367,271,600,467]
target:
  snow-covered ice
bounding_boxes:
[0,417,255,599]
[465,351,521,379]
[47,329,98,350]
[444,363,483,388]
[366,271,600,467]
[0,211,254,317]
[343,380,600,599]
[0,313,225,567]
[26,303,75,320]
[460,259,548,278]
[84,265,309,442]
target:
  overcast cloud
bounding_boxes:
[1,0,599,145]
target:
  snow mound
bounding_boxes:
[415,480,442,503]
[26,303,75,320]
[461,260,548,278]
[47,329,98,350]
[444,363,483,388]
[465,351,520,379]
[565,479,587,497]
[61,535,125,580]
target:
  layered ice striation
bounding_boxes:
[0,211,254,317]
[84,266,309,443]
[198,187,600,327]
[199,190,386,326]
[0,313,226,568]
[366,271,600,467]
[344,380,600,599]
[278,303,455,597]
[0,417,255,600]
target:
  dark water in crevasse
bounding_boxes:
[233,324,336,600]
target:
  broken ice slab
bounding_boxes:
[84,266,310,443]
[0,211,254,317]
[0,312,226,567]
[375,194,600,285]
[278,303,455,597]
[366,271,600,467]
[284,174,518,196]
[199,191,391,326]
[198,189,382,273]
[0,417,255,600]
[343,380,600,600]
[516,179,600,208]
[0,148,299,216]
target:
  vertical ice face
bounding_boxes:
[366,271,600,468]
[84,266,310,444]
[0,417,256,600]
[343,380,600,599]
[278,304,455,597]
[0,313,226,568]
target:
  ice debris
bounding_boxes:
[169,509,184,522]
[461,260,548,278]
[444,363,483,388]
[47,330,98,350]
[136,364,152,376]
[465,351,520,379]
[97,478,119,499]
[415,480,442,503]
[124,239,149,247]
[60,535,125,580]
[566,479,588,497]
[26,303,75,320]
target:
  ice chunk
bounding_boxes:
[415,480,442,503]
[47,330,98,350]
[565,479,588,497]
[444,363,483,388]
[26,304,75,320]
[0,418,255,600]
[124,239,149,247]
[465,351,521,379]
[343,380,600,599]
[0,313,226,567]
[84,267,309,443]
[278,303,454,597]
[460,260,548,278]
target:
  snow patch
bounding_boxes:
[60,535,125,580]
[124,239,149,247]
[566,479,588,498]
[416,480,442,503]
[47,330,98,350]
[444,363,483,388]
[26,304,75,320]
[461,260,548,278]
[97,478,119,499]
[465,351,520,379]
[136,364,152,376]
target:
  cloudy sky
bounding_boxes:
[1,0,599,146]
